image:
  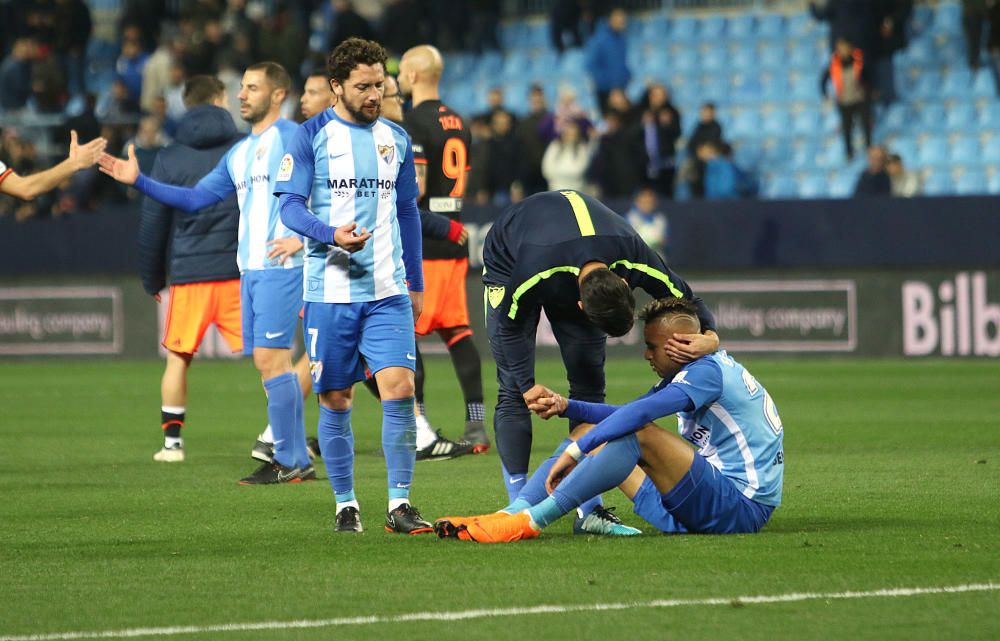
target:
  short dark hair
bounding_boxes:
[307,70,330,82]
[327,38,387,84]
[182,75,225,108]
[580,268,635,337]
[639,297,701,329]
[246,61,291,93]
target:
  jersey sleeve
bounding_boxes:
[396,141,423,292]
[575,384,695,455]
[195,152,236,200]
[669,358,724,411]
[273,126,315,198]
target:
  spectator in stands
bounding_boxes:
[53,0,92,98]
[516,84,552,195]
[30,42,66,114]
[640,83,682,199]
[586,109,645,199]
[605,88,638,126]
[116,36,149,105]
[122,116,166,199]
[329,0,376,50]
[164,62,188,123]
[467,115,493,205]
[540,86,593,144]
[821,36,872,161]
[625,186,668,256]
[584,7,630,113]
[183,19,225,76]
[699,141,756,200]
[550,0,584,53]
[480,87,517,125]
[542,120,592,192]
[872,0,912,107]
[142,33,183,114]
[0,37,37,111]
[488,110,520,206]
[97,77,141,123]
[684,102,723,199]
[853,144,891,197]
[963,0,992,71]
[810,0,881,58]
[887,152,920,197]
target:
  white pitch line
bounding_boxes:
[1,583,997,641]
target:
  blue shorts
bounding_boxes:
[632,454,775,534]
[303,295,415,392]
[240,267,304,356]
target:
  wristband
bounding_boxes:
[565,441,583,461]
[447,219,464,243]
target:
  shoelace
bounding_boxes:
[594,506,624,524]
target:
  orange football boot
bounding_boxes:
[454,512,540,543]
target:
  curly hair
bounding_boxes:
[327,38,388,84]
[638,297,701,329]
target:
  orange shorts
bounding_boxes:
[415,258,471,336]
[162,279,243,355]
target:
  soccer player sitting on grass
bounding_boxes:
[434,297,784,542]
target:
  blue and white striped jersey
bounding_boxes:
[672,351,785,506]
[197,118,303,273]
[274,108,420,304]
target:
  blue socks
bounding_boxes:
[263,372,307,468]
[503,438,572,512]
[501,461,526,503]
[319,405,354,498]
[382,398,416,502]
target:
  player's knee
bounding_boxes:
[319,389,352,410]
[376,369,415,400]
[568,422,596,440]
[253,348,291,378]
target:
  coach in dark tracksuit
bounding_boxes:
[138,75,244,461]
[482,189,719,504]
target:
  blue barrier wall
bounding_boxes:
[1,195,997,275]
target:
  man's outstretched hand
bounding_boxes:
[97,144,139,185]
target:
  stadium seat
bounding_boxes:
[700,16,726,40]
[797,172,829,198]
[817,144,847,169]
[761,109,791,138]
[726,14,755,40]
[918,102,948,132]
[912,72,945,100]
[922,171,954,195]
[887,137,919,166]
[946,103,978,131]
[700,47,727,73]
[955,170,989,195]
[670,16,699,41]
[640,15,669,43]
[787,42,818,72]
[728,110,760,140]
[902,38,936,67]
[911,4,934,32]
[981,138,1000,164]
[980,103,1000,128]
[941,69,975,99]
[828,171,857,197]
[949,137,981,166]
[670,48,699,73]
[786,13,815,37]
[932,2,963,34]
[756,14,786,38]
[791,139,824,167]
[988,171,1000,193]
[791,109,822,137]
[763,174,798,199]
[917,136,951,168]
[759,44,787,70]
[973,69,997,97]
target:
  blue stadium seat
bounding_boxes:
[828,171,857,197]
[791,139,823,167]
[728,110,760,140]
[757,14,786,38]
[982,138,1000,163]
[917,136,951,167]
[761,139,793,164]
[788,73,817,102]
[878,104,912,136]
[918,102,948,132]
[950,137,981,165]
[640,15,669,43]
[763,174,798,199]
[818,144,847,169]
[558,49,586,76]
[941,69,975,98]
[670,16,699,41]
[700,16,725,39]
[922,172,954,195]
[670,48,699,73]
[973,69,997,97]
[797,172,829,198]
[787,13,815,37]
[955,170,989,195]
[933,2,963,34]
[911,4,934,32]
[946,103,978,131]
[792,109,822,137]
[726,14,755,40]
[980,103,1000,128]
[700,47,727,72]
[903,38,936,67]
[761,74,790,102]
[988,170,1000,193]
[913,72,945,100]
[733,141,763,169]
[759,44,787,70]
[761,109,791,138]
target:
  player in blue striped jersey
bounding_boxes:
[275,38,432,535]
[99,63,312,485]
[435,297,784,542]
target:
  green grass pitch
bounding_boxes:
[1,356,998,640]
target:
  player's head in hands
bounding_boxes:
[239,62,290,125]
[398,44,443,97]
[578,263,635,337]
[640,297,703,378]
[327,37,387,124]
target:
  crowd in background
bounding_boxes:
[0,1,998,235]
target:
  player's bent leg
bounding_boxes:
[634,423,697,496]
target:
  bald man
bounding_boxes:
[398,45,488,458]
[434,297,784,543]
[0,131,106,200]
